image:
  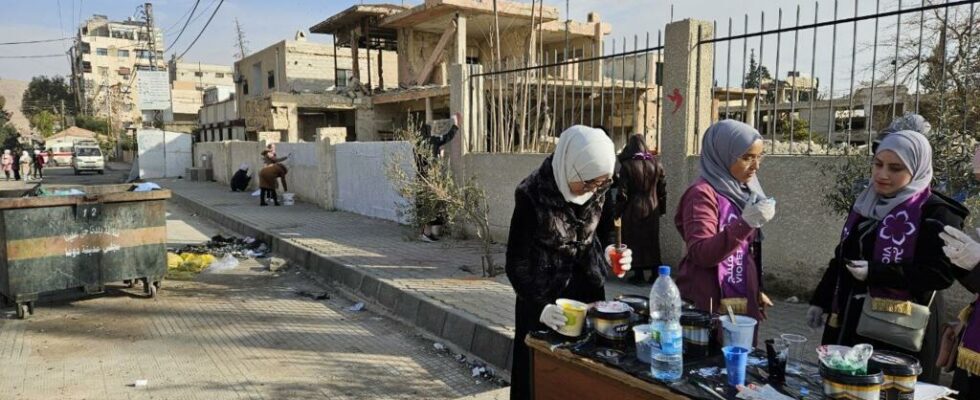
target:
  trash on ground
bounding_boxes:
[131,182,162,192]
[433,342,446,351]
[268,257,287,272]
[347,302,365,312]
[132,379,148,388]
[295,290,330,300]
[471,365,486,378]
[251,190,261,197]
[784,296,800,303]
[203,254,239,273]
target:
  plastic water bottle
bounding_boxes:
[649,265,683,382]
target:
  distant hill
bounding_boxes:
[0,79,31,134]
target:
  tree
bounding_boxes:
[75,115,110,136]
[0,95,11,122]
[0,96,20,150]
[30,110,57,137]
[21,75,74,122]
[743,49,772,90]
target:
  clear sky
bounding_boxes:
[0,0,956,98]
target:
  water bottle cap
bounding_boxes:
[658,265,670,276]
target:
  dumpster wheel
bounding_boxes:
[143,278,159,298]
[15,303,32,320]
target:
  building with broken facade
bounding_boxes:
[233,30,398,143]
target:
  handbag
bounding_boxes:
[935,320,962,372]
[856,292,935,352]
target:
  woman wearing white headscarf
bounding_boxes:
[808,130,966,383]
[1,150,12,181]
[675,120,775,336]
[505,125,633,400]
[18,151,31,182]
[230,163,251,192]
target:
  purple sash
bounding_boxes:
[963,297,980,352]
[715,193,750,302]
[832,188,931,315]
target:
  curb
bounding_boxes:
[168,190,515,376]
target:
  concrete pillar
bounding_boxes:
[745,94,757,127]
[448,64,469,180]
[453,13,467,65]
[317,128,346,211]
[593,22,604,81]
[287,105,299,142]
[469,64,485,153]
[660,18,714,265]
[425,97,434,123]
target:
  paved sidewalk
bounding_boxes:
[163,179,820,372]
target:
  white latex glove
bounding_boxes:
[846,260,869,281]
[604,245,633,277]
[539,304,567,331]
[741,197,776,228]
[940,226,980,271]
[806,305,825,329]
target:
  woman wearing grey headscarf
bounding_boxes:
[873,113,931,152]
[675,120,776,335]
[808,130,966,383]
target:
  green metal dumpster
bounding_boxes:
[0,184,170,319]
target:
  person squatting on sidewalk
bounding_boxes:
[258,163,288,206]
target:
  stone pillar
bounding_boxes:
[448,64,469,181]
[286,105,299,142]
[453,13,467,66]
[317,128,346,211]
[745,94,757,127]
[660,19,713,265]
[425,97,434,123]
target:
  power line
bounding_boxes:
[177,0,224,60]
[165,0,201,54]
[0,37,73,46]
[0,54,66,59]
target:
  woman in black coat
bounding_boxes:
[505,126,632,400]
[616,134,667,284]
[807,130,966,383]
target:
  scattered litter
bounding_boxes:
[454,354,467,363]
[131,182,162,192]
[177,235,269,259]
[736,384,795,400]
[132,379,148,388]
[471,365,486,378]
[691,366,721,377]
[251,190,261,197]
[347,302,365,312]
[784,296,800,303]
[35,188,86,197]
[268,257,287,272]
[433,342,446,351]
[203,254,239,273]
[295,290,330,300]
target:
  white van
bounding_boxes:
[72,144,105,175]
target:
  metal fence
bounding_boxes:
[468,33,665,153]
[700,0,978,155]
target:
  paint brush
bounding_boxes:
[614,218,622,248]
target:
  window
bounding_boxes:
[215,73,224,79]
[75,148,102,157]
[267,70,276,89]
[336,69,352,88]
[136,50,151,59]
[194,71,203,77]
[242,81,249,95]
[117,49,129,57]
[96,48,108,56]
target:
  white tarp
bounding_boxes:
[135,129,192,179]
[335,141,414,223]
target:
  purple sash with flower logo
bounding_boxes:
[715,192,751,314]
[830,188,931,321]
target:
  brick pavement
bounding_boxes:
[0,201,501,399]
[162,179,822,372]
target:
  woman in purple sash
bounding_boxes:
[938,225,980,398]
[808,130,966,383]
[675,120,776,333]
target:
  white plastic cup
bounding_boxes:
[721,315,758,349]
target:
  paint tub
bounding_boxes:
[282,192,295,206]
[589,301,633,349]
[680,309,713,359]
[868,350,921,400]
[820,364,884,400]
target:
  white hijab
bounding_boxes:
[551,125,616,205]
[852,130,933,220]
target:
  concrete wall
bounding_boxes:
[464,153,547,239]
[274,142,330,208]
[334,141,414,223]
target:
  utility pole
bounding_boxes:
[234,18,249,59]
[60,100,67,130]
[145,3,157,71]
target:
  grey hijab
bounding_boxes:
[853,130,933,220]
[699,120,766,210]
[882,113,931,136]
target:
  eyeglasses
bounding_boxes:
[737,153,765,164]
[574,167,613,192]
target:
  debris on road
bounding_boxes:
[347,302,365,312]
[295,290,330,300]
[203,254,239,273]
[167,235,271,280]
[434,342,446,351]
[268,257,287,272]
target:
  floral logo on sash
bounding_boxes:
[879,211,916,246]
